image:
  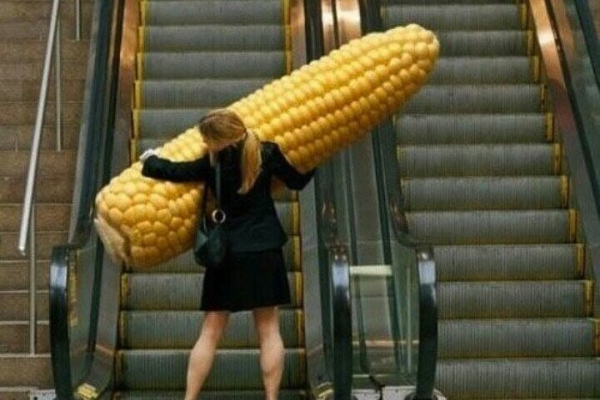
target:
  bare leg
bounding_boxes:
[253,306,285,400]
[184,311,230,400]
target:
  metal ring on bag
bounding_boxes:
[211,209,226,224]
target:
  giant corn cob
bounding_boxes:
[95,24,440,268]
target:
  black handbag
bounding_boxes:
[193,158,227,269]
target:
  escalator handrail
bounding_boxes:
[573,0,600,90]
[49,0,122,396]
[358,0,439,397]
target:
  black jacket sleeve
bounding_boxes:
[268,143,315,190]
[141,154,211,182]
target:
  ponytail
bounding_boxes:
[239,130,262,194]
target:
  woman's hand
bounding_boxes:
[139,148,160,162]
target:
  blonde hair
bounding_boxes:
[198,109,262,194]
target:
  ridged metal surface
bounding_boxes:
[403,85,541,114]
[140,79,272,108]
[432,30,530,56]
[438,281,587,318]
[122,271,303,310]
[433,244,581,281]
[436,359,600,398]
[397,144,556,177]
[439,319,596,358]
[384,5,522,30]
[396,114,547,145]
[142,52,287,79]
[402,177,565,211]
[405,210,571,244]
[427,57,534,84]
[114,390,306,399]
[120,309,303,349]
[145,1,284,25]
[117,349,306,390]
[143,25,285,52]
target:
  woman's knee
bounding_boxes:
[200,311,230,343]
[253,307,281,342]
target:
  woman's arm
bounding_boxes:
[141,154,211,182]
[268,144,315,190]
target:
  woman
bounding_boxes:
[140,108,315,400]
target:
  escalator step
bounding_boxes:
[406,210,573,244]
[121,271,303,310]
[434,244,582,281]
[385,0,517,4]
[114,390,306,399]
[120,309,304,349]
[439,281,589,318]
[117,348,306,390]
[398,144,559,177]
[437,358,600,398]
[384,5,522,30]
[427,57,534,84]
[439,319,596,358]
[135,108,214,137]
[142,25,285,52]
[401,176,566,211]
[125,234,301,273]
[396,114,547,145]
[403,85,541,114]
[418,30,531,56]
[144,1,284,26]
[139,79,272,108]
[141,51,287,80]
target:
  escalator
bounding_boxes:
[375,0,600,398]
[49,0,358,399]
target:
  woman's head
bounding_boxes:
[198,108,262,194]
[198,109,247,152]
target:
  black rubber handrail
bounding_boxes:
[358,0,439,398]
[573,0,600,90]
[49,0,123,397]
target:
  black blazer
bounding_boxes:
[141,142,315,252]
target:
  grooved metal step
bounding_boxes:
[406,210,574,245]
[403,85,541,114]
[425,30,531,56]
[120,309,304,349]
[384,5,523,30]
[397,144,559,177]
[142,25,286,52]
[395,114,548,145]
[117,349,306,390]
[401,176,567,211]
[438,281,590,319]
[144,1,285,26]
[434,244,583,281]
[439,319,597,358]
[139,78,272,108]
[141,51,287,80]
[437,359,600,398]
[114,391,306,400]
[427,57,536,84]
[121,272,303,310]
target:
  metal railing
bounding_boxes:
[16,0,84,356]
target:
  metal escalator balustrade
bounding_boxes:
[115,0,308,398]
[303,1,441,399]
[380,0,600,398]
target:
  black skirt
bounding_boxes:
[200,247,292,312]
